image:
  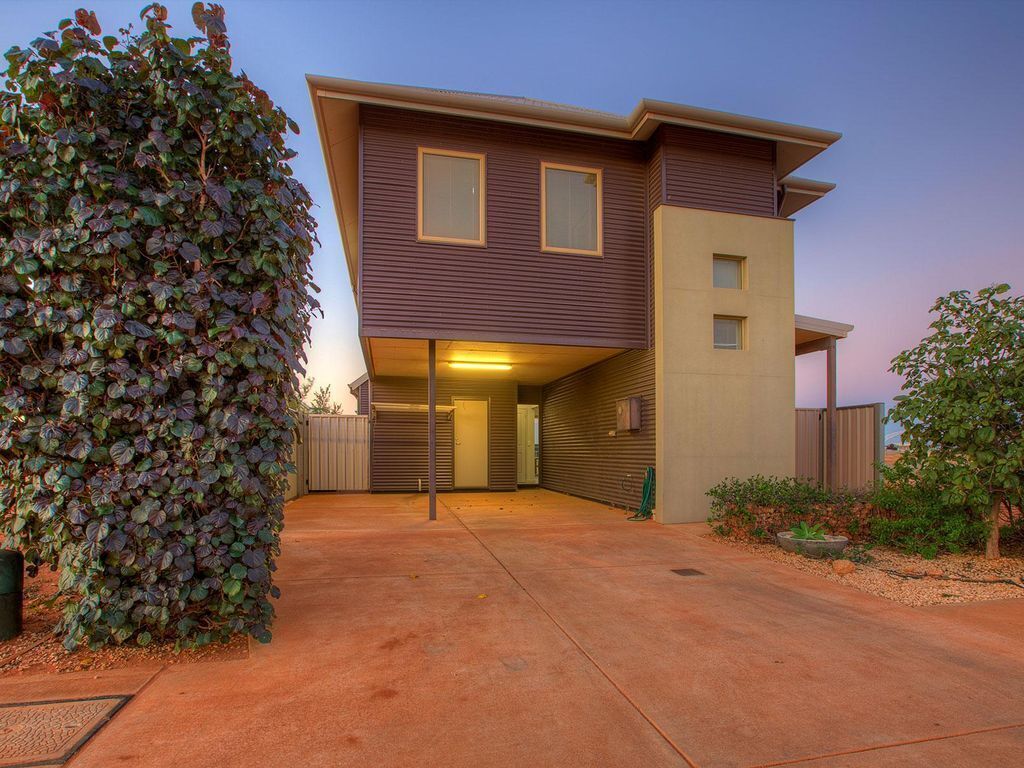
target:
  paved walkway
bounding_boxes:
[8,489,1024,767]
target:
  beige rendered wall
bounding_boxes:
[654,206,795,523]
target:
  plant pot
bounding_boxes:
[776,531,848,558]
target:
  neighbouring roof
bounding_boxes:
[795,314,854,355]
[348,372,369,394]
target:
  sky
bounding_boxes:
[3,0,1022,416]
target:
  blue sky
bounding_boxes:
[4,0,1022,412]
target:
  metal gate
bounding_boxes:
[795,403,884,491]
[304,414,369,492]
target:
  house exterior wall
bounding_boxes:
[653,205,795,523]
[354,381,370,415]
[540,349,655,510]
[657,126,776,217]
[360,105,649,348]
[369,376,517,492]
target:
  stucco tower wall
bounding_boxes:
[654,206,795,523]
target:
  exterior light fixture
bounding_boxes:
[448,361,512,371]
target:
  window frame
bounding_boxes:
[540,161,604,257]
[713,315,746,351]
[417,147,487,247]
[712,254,746,290]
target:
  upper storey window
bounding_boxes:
[541,162,602,256]
[418,148,486,246]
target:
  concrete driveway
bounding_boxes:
[30,489,1024,767]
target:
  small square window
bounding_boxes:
[713,256,743,289]
[714,317,744,350]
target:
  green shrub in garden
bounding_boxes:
[0,5,318,648]
[706,475,866,540]
[869,462,987,559]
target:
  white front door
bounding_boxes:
[454,399,489,488]
[517,404,539,485]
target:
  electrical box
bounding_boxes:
[615,396,642,432]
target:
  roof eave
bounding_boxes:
[306,75,842,176]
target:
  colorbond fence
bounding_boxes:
[285,414,369,500]
[795,403,885,491]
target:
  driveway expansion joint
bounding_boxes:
[746,720,1024,767]
[440,496,700,768]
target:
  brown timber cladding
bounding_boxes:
[359,105,648,348]
[657,125,776,217]
[354,381,370,415]
[369,376,517,491]
[540,349,655,510]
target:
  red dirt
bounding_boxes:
[0,567,247,677]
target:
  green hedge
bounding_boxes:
[706,466,988,559]
[706,475,871,542]
[0,6,318,648]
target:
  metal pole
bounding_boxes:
[826,337,837,491]
[428,339,437,521]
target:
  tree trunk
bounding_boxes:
[986,493,1002,560]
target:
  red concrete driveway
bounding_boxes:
[50,490,1024,766]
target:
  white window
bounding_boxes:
[418,148,485,245]
[714,317,744,350]
[713,256,744,289]
[541,162,602,256]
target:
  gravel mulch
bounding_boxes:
[710,533,1024,606]
[0,568,248,676]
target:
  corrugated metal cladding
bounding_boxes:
[369,377,517,492]
[371,411,455,491]
[657,125,776,217]
[360,106,649,348]
[795,404,885,491]
[355,381,369,415]
[540,349,656,510]
[306,415,369,491]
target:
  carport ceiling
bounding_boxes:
[368,338,622,385]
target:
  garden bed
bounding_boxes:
[710,532,1024,606]
[0,569,248,676]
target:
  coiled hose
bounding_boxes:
[627,466,655,521]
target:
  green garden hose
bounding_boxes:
[627,466,655,521]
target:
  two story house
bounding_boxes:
[310,76,851,523]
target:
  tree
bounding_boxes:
[308,384,343,414]
[888,285,1024,559]
[0,4,319,647]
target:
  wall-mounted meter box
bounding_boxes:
[615,397,642,432]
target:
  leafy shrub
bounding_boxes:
[706,475,873,541]
[0,5,318,648]
[868,462,987,559]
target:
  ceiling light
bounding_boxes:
[448,361,512,371]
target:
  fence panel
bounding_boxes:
[795,403,884,491]
[306,414,369,491]
[795,408,823,484]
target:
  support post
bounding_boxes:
[825,336,837,491]
[427,339,437,521]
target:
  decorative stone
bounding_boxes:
[776,531,849,558]
[832,559,856,575]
